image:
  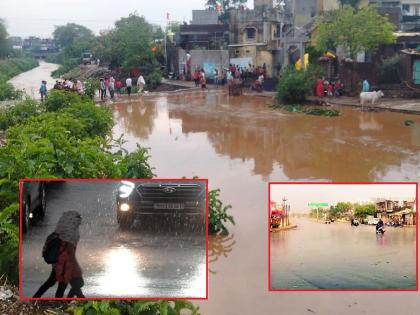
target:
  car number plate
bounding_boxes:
[153,203,184,210]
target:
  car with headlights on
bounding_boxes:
[21,181,47,233]
[116,180,206,229]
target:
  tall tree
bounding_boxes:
[0,19,10,59]
[53,23,95,48]
[314,5,396,59]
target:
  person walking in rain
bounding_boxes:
[33,211,85,298]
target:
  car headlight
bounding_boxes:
[119,181,135,198]
[120,203,130,211]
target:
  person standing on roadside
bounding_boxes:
[109,76,115,99]
[39,80,48,102]
[115,79,123,96]
[99,78,106,101]
[137,73,146,94]
[126,76,132,96]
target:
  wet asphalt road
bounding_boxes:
[271,219,416,289]
[21,181,206,298]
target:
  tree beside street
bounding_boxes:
[314,5,396,59]
[0,19,10,59]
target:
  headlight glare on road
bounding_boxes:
[119,181,135,198]
[120,203,130,212]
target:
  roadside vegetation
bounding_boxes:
[48,14,162,90]
[208,189,235,234]
[0,20,39,101]
[309,202,376,221]
[314,5,396,60]
[0,57,39,101]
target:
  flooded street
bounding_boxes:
[9,60,420,312]
[8,61,58,99]
[271,219,416,290]
[111,91,420,314]
[22,182,206,298]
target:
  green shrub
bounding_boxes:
[208,189,235,234]
[44,89,82,111]
[0,57,38,79]
[146,70,162,90]
[0,81,23,101]
[67,300,200,315]
[0,99,41,130]
[51,57,79,78]
[62,101,113,138]
[277,65,324,104]
[84,79,99,99]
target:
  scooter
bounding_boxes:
[376,226,385,234]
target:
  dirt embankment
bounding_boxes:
[61,64,114,81]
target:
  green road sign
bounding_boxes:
[308,202,329,207]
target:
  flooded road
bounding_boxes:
[271,219,416,290]
[111,90,420,314]
[22,182,206,298]
[8,61,58,99]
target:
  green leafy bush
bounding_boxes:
[67,300,200,315]
[145,69,162,90]
[208,189,235,234]
[0,81,24,101]
[62,101,113,138]
[44,89,83,111]
[51,57,80,78]
[84,79,100,99]
[0,58,38,79]
[0,99,41,130]
[277,66,323,104]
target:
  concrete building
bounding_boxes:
[228,0,311,78]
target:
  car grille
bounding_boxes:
[135,183,204,202]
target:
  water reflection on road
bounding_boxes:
[271,219,416,289]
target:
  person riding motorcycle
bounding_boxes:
[376,218,384,233]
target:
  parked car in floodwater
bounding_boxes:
[116,181,206,229]
[21,181,47,233]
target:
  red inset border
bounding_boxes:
[19,178,209,301]
[268,181,419,292]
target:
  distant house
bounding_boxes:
[375,198,416,225]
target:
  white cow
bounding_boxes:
[360,90,384,107]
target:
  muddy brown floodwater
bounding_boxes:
[110,90,420,314]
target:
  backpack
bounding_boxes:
[42,232,61,264]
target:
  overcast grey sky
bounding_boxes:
[0,0,252,37]
[270,184,417,213]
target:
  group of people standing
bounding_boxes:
[315,78,344,97]
[53,79,84,94]
[99,74,146,101]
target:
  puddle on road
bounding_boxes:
[109,90,420,313]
